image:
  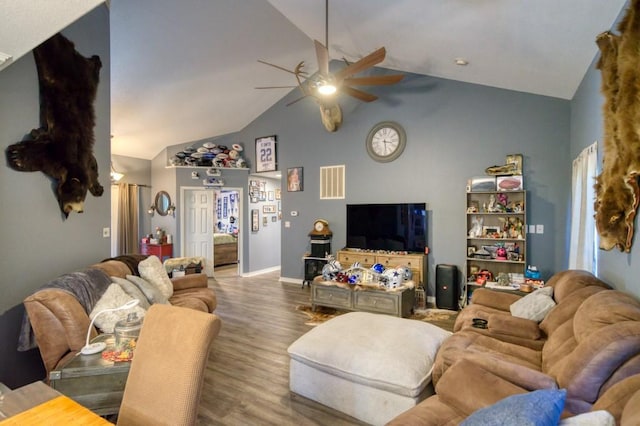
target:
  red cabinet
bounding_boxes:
[140,243,173,261]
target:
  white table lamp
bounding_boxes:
[81,299,140,355]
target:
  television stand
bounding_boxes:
[336,249,427,287]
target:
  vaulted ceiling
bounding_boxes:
[0,1,628,159]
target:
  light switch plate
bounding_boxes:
[102,227,110,238]
[536,224,544,234]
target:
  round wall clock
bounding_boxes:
[365,121,407,162]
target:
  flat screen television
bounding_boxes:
[346,203,427,253]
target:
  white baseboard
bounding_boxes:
[279,276,304,286]
[240,266,281,277]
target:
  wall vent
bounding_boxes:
[320,165,345,199]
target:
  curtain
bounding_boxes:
[117,183,140,255]
[568,142,598,272]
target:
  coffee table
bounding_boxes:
[311,279,416,317]
[49,334,130,415]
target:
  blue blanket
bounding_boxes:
[18,268,111,351]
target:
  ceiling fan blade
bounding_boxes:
[286,95,310,107]
[334,47,386,81]
[343,75,404,86]
[255,86,297,89]
[341,86,378,102]
[314,40,329,77]
[257,60,308,76]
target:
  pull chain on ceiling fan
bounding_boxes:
[316,0,336,95]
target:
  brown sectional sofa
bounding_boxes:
[388,269,640,425]
[21,255,216,377]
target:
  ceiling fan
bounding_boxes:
[256,0,404,132]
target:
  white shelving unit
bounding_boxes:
[465,190,527,302]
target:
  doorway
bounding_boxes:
[181,186,243,277]
[213,189,240,276]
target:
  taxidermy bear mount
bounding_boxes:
[5,33,103,218]
[594,0,640,252]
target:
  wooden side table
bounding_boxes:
[49,335,130,416]
[140,242,173,261]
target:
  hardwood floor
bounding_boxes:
[197,268,367,425]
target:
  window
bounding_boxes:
[568,142,598,273]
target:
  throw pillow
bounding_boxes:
[111,276,151,310]
[559,410,615,425]
[460,389,566,426]
[138,255,173,299]
[126,275,170,305]
[510,286,556,322]
[89,283,147,334]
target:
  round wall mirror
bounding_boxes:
[155,191,171,216]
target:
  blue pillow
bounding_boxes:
[461,389,566,426]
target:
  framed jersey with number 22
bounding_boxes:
[255,135,277,173]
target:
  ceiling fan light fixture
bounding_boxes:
[110,162,124,182]
[318,83,337,95]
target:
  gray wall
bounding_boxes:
[236,70,571,297]
[0,6,110,386]
[150,150,177,243]
[246,176,282,273]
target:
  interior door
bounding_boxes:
[184,189,214,276]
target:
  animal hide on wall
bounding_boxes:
[595,0,640,252]
[5,33,103,218]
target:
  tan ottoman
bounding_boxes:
[288,312,451,425]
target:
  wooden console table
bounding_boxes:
[336,249,427,286]
[311,280,415,318]
[140,242,173,261]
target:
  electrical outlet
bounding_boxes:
[536,224,544,234]
[284,221,291,228]
[102,227,110,238]
[528,225,536,234]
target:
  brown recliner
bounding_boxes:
[452,269,611,351]
[23,257,216,378]
[388,270,640,424]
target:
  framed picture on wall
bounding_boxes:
[251,209,259,232]
[287,167,303,192]
[255,135,277,173]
